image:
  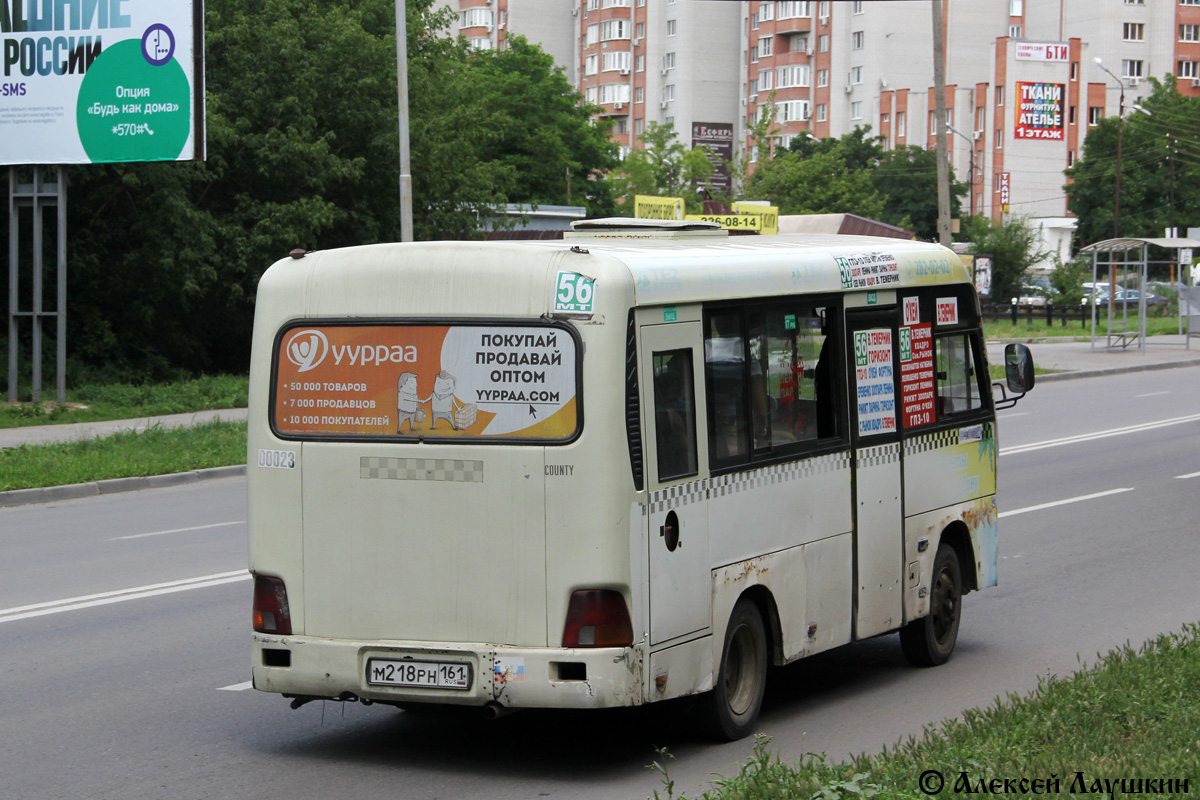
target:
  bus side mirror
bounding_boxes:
[1005,344,1035,394]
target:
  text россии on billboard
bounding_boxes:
[1,1,202,165]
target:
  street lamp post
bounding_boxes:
[1094,58,1125,240]
[945,123,977,218]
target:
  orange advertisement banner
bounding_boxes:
[273,324,579,441]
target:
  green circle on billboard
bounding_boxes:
[76,38,191,163]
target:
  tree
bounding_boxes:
[874,145,965,241]
[610,122,714,211]
[465,37,620,217]
[1065,76,1200,246]
[959,215,1051,303]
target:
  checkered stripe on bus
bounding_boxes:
[360,457,484,483]
[708,452,852,500]
[903,429,960,457]
[856,443,900,468]
[647,480,709,514]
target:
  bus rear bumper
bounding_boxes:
[251,634,646,710]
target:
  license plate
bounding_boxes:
[366,658,472,690]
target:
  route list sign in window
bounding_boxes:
[272,323,579,441]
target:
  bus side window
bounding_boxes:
[653,350,699,481]
[705,312,749,465]
[935,333,983,415]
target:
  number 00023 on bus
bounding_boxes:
[247,219,1035,740]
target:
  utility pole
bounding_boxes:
[932,0,951,247]
[396,0,414,242]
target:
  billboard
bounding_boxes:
[691,122,734,194]
[1,1,203,165]
[1014,82,1064,141]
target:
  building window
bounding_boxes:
[1071,61,1079,81]
[1122,59,1144,78]
[995,127,1003,148]
[749,145,759,163]
[586,24,598,46]
[897,111,906,136]
[751,46,759,62]
[1183,0,1200,6]
[818,1,830,18]
[667,19,677,36]
[664,52,676,70]
[600,19,630,41]
[752,13,760,30]
[852,31,864,49]
[996,85,1005,106]
[603,51,632,72]
[759,68,774,90]
[467,36,492,50]
[615,118,628,134]
[636,54,645,72]
[976,106,986,129]
[1123,23,1144,42]
[460,7,493,27]
[851,101,862,119]
[587,0,599,9]
[635,118,644,135]
[1010,0,1023,13]
[777,64,810,88]
[1068,105,1077,124]
[664,84,676,101]
[1009,24,1022,38]
[778,1,810,19]
[818,34,829,52]
[599,83,631,104]
[816,103,827,122]
[1067,149,1076,166]
[1180,60,1200,79]
[790,34,809,53]
[602,0,631,6]
[585,54,599,75]
[1088,106,1102,125]
[586,87,598,103]
[850,66,863,84]
[1125,0,1144,4]
[636,22,645,38]
[881,112,889,124]
[636,86,645,103]
[853,0,864,13]
[759,35,773,57]
[759,1,774,21]
[1181,24,1200,42]
[776,99,810,121]
[817,68,829,87]
[750,78,759,94]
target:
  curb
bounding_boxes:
[0,464,246,509]
[1032,357,1200,383]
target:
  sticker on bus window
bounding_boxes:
[936,297,959,326]
[273,324,578,441]
[853,328,896,436]
[899,323,936,429]
[554,272,596,316]
[903,296,921,326]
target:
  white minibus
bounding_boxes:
[247,219,1033,739]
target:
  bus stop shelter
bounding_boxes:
[1077,237,1200,353]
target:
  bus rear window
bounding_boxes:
[271,322,580,442]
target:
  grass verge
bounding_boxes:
[653,625,1200,799]
[0,420,247,492]
[984,315,1185,341]
[0,374,248,429]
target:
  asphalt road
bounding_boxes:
[2,367,1198,800]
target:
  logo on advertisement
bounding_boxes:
[286,329,329,373]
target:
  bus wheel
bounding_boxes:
[694,599,767,741]
[900,543,962,667]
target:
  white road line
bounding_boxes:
[1135,391,1170,398]
[1175,471,1200,480]
[998,411,1030,419]
[1000,413,1200,456]
[113,520,244,541]
[999,487,1134,518]
[0,570,250,625]
[218,681,254,692]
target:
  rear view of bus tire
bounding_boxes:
[693,599,768,741]
[899,543,962,667]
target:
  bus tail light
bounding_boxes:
[253,575,292,635]
[562,589,633,647]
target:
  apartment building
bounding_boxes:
[448,0,1200,245]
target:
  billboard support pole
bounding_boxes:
[7,166,67,405]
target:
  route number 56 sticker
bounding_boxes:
[554,272,595,316]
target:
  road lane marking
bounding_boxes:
[1000,413,1200,456]
[998,411,1030,419]
[998,487,1134,518]
[113,520,244,541]
[218,681,254,692]
[0,570,250,625]
[1135,391,1169,398]
[1176,471,1200,480]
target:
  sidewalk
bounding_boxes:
[985,333,1200,383]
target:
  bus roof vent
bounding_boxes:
[565,217,728,240]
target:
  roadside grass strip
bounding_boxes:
[0,419,247,492]
[0,374,248,429]
[652,625,1200,799]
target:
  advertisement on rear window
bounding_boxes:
[273,323,579,441]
